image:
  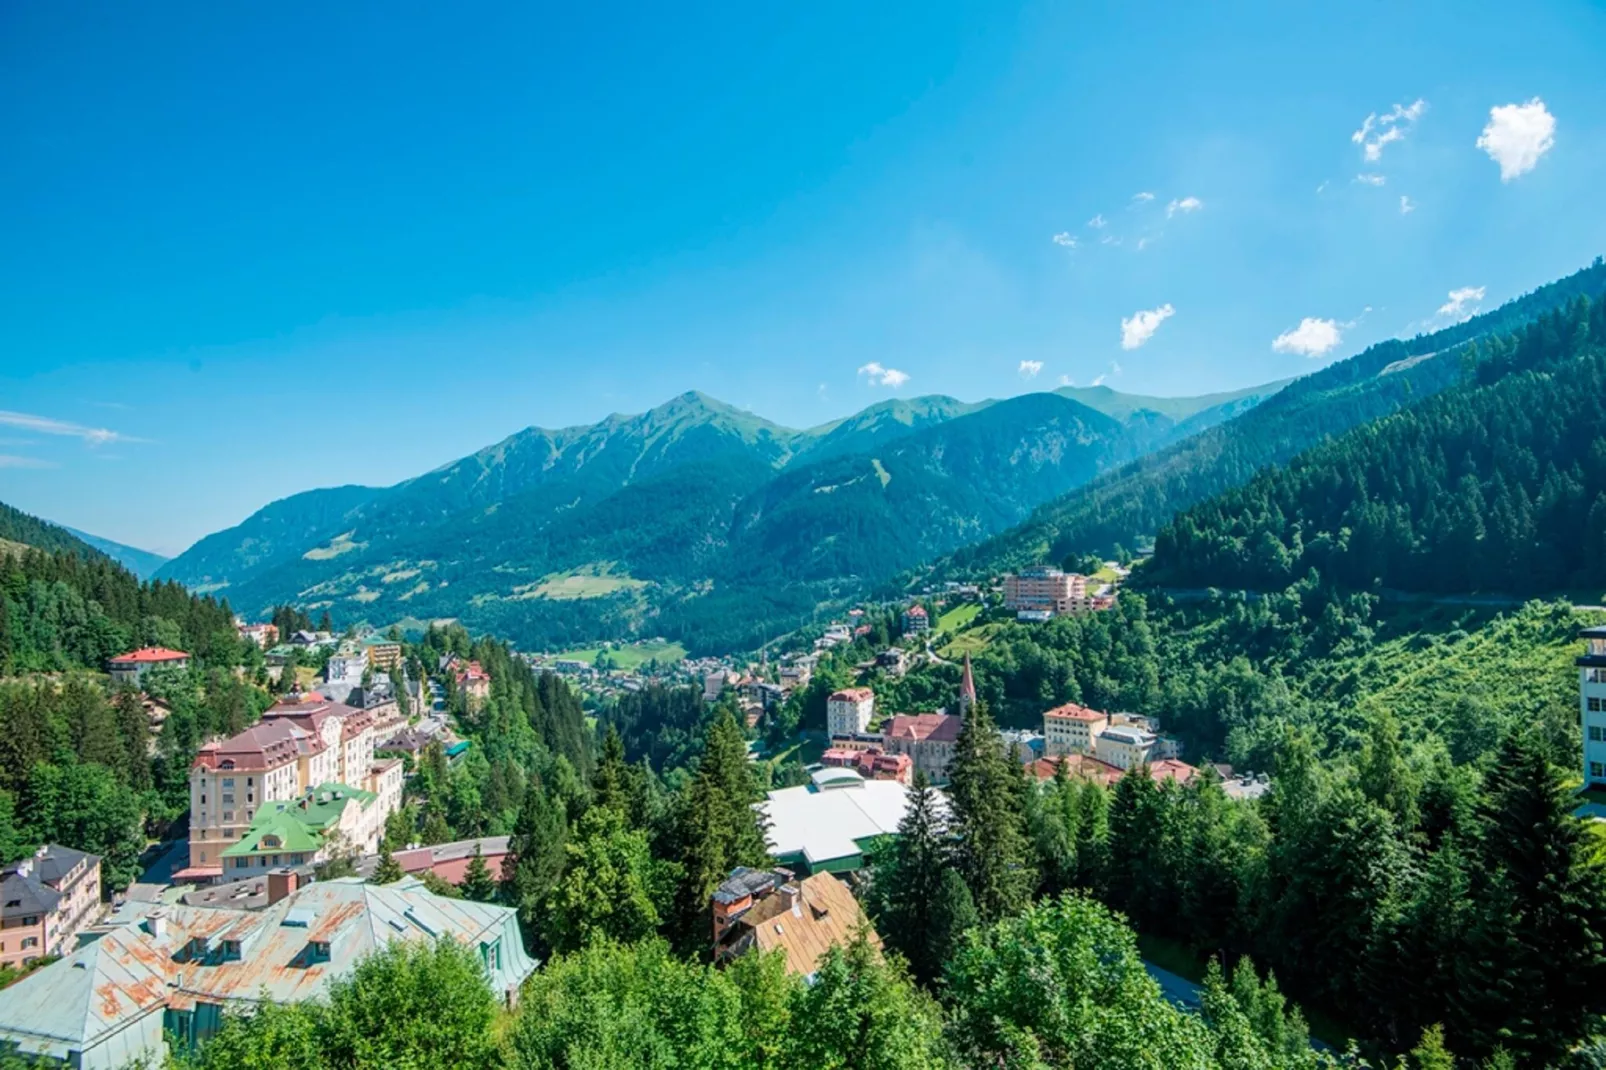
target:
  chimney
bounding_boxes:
[267,869,299,905]
[781,883,802,918]
[146,911,167,938]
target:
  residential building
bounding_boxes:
[1003,566,1088,618]
[761,770,926,874]
[455,661,491,709]
[106,647,189,686]
[220,784,385,878]
[0,846,101,969]
[1029,753,1198,789]
[0,877,536,1067]
[1043,702,1109,756]
[1580,625,1606,788]
[902,604,930,634]
[237,623,278,649]
[185,694,398,880]
[391,837,512,885]
[322,653,367,703]
[826,688,875,738]
[820,746,912,785]
[712,868,880,977]
[875,648,909,676]
[359,635,403,671]
[1093,725,1173,771]
[883,712,963,784]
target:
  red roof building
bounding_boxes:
[883,712,962,784]
[107,647,190,685]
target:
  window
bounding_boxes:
[1592,727,1605,742]
[22,917,36,927]
[200,794,206,805]
[21,937,37,949]
[1591,698,1605,713]
[1592,762,1604,779]
[221,794,234,806]
[222,778,235,788]
[222,811,234,822]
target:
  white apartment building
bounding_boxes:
[1580,625,1606,786]
[827,688,875,738]
[1043,702,1109,756]
[1004,566,1089,617]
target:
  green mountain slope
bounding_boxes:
[1144,291,1606,596]
[943,257,1606,577]
[0,501,108,560]
[62,527,170,579]
[159,382,1283,652]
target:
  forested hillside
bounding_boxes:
[0,501,105,560]
[1146,292,1606,595]
[943,257,1606,578]
[157,383,1282,653]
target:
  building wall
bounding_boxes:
[1043,714,1107,757]
[189,761,299,870]
[826,695,873,737]
[1583,660,1606,785]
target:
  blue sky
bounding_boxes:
[3,1,1605,555]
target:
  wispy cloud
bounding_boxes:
[1477,98,1556,181]
[1018,360,1044,380]
[1121,304,1175,350]
[1131,191,1155,203]
[0,410,139,446]
[1272,317,1343,357]
[1399,195,1415,214]
[1352,99,1426,161]
[1087,214,1108,229]
[0,455,56,469]
[1051,232,1077,248]
[1058,375,1074,387]
[1165,196,1202,218]
[1438,286,1486,320]
[1316,180,1331,195]
[1355,173,1386,187]
[857,362,910,388]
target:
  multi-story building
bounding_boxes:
[0,877,537,1067]
[826,688,875,738]
[360,635,403,672]
[455,661,491,709]
[1003,566,1089,618]
[712,868,880,976]
[1093,725,1171,771]
[106,646,190,686]
[821,746,912,784]
[0,846,101,969]
[883,713,963,784]
[220,781,397,878]
[1580,624,1606,787]
[237,623,278,649]
[902,604,930,634]
[1043,702,1109,756]
[184,694,397,881]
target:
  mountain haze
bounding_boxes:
[158,382,1285,651]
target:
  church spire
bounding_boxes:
[959,653,977,716]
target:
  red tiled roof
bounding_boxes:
[904,604,928,617]
[1146,759,1199,785]
[885,712,962,743]
[109,647,189,664]
[1044,702,1108,723]
[829,688,874,703]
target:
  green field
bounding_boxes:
[554,639,687,670]
[941,622,997,658]
[937,602,982,632]
[518,566,648,601]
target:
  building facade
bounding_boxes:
[0,846,101,969]
[882,712,963,784]
[1581,625,1606,787]
[1043,702,1109,756]
[826,688,875,737]
[1003,566,1089,618]
[106,647,190,686]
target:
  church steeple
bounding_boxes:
[959,653,977,716]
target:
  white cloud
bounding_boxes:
[1355,173,1386,186]
[857,362,910,388]
[1120,304,1175,350]
[0,455,55,469]
[1272,317,1343,358]
[1165,196,1202,218]
[1316,180,1330,194]
[1087,214,1107,229]
[1131,191,1155,203]
[1352,99,1427,161]
[1136,237,1152,251]
[1018,360,1044,380]
[1090,373,1107,387]
[1100,234,1120,246]
[1058,375,1074,386]
[817,382,829,399]
[0,410,136,446]
[1051,232,1077,248]
[1109,361,1123,376]
[1399,195,1415,214]
[1437,286,1486,320]
[1477,98,1556,181]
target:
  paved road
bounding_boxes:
[138,838,189,885]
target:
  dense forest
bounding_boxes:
[943,257,1606,579]
[1147,294,1606,596]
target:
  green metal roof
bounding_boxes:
[222,784,376,858]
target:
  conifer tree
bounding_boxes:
[461,842,498,902]
[945,703,1033,922]
[874,771,951,985]
[371,843,404,885]
[112,687,151,791]
[503,784,568,951]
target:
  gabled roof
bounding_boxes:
[0,870,61,920]
[884,712,962,743]
[1044,702,1108,723]
[0,926,170,1062]
[25,844,94,887]
[745,873,881,977]
[828,688,873,703]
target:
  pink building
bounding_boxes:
[0,845,101,968]
[393,837,511,885]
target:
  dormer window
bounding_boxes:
[261,835,281,849]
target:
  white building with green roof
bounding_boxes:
[220,783,382,878]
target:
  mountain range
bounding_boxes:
[153,381,1283,651]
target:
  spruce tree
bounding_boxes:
[461,842,498,903]
[112,687,151,791]
[593,724,631,814]
[874,771,949,985]
[371,843,404,885]
[504,785,568,951]
[945,703,1032,922]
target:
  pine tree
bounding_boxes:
[593,724,630,814]
[371,843,404,885]
[112,687,151,791]
[503,785,568,951]
[874,771,950,985]
[461,842,498,902]
[945,703,1033,922]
